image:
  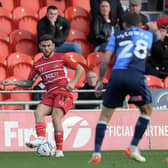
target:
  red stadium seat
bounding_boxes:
[66,0,90,12]
[71,17,90,35]
[10,87,31,101]
[33,52,43,62]
[38,6,63,19]
[92,64,112,83]
[12,63,33,79]
[73,40,92,58]
[64,52,86,65]
[1,0,15,12]
[0,40,10,60]
[19,0,41,12]
[164,76,168,88]
[0,7,11,19]
[18,16,38,35]
[67,28,87,42]
[45,0,66,12]
[0,63,7,81]
[65,6,89,21]
[0,16,13,34]
[7,52,33,69]
[0,31,9,42]
[67,67,86,88]
[0,98,24,110]
[145,75,163,88]
[13,6,38,23]
[15,39,38,56]
[87,52,104,69]
[10,29,35,46]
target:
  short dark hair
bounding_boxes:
[122,12,141,27]
[39,34,55,43]
[47,5,57,12]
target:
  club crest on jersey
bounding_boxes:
[54,63,59,68]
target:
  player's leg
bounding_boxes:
[25,104,52,148]
[90,105,115,163]
[125,103,152,162]
[52,107,65,158]
[52,94,73,157]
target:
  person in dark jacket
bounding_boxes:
[88,0,117,52]
[90,0,124,28]
[129,0,148,26]
[37,5,81,54]
[76,70,106,109]
[146,26,168,79]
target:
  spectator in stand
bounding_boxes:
[90,0,124,28]
[0,2,2,7]
[146,25,168,79]
[88,0,117,52]
[129,0,148,26]
[76,70,106,109]
[37,5,82,54]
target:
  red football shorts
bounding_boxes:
[40,92,73,114]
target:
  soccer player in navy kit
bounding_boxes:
[90,12,159,163]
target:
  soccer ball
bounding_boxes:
[36,141,55,156]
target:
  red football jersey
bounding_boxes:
[28,52,78,93]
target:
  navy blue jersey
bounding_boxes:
[106,26,154,73]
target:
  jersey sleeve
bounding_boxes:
[105,34,116,52]
[63,54,78,69]
[28,65,39,81]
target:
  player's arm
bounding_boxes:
[0,69,39,88]
[66,64,84,91]
[0,79,34,88]
[99,50,113,82]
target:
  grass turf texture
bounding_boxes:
[1,150,168,168]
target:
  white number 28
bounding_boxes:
[118,39,148,59]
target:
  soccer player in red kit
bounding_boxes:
[0,34,84,157]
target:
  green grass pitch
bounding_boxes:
[1,150,168,168]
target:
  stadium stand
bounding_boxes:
[7,52,33,69]
[12,63,33,79]
[66,0,90,12]
[164,76,168,88]
[0,0,15,12]
[0,40,10,61]
[17,16,38,35]
[19,0,41,12]
[0,31,9,42]
[45,0,66,12]
[13,6,38,23]
[87,52,104,69]
[14,39,38,56]
[67,28,87,42]
[0,7,11,19]
[0,63,7,81]
[9,29,35,47]
[145,75,163,88]
[0,16,13,34]
[65,6,89,21]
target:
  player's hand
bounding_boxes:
[95,80,104,98]
[146,22,158,32]
[66,82,75,92]
[0,80,13,86]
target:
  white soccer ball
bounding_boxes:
[36,141,55,156]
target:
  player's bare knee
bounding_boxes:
[139,104,152,116]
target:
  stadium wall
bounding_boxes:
[0,110,168,151]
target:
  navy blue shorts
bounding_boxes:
[103,69,152,108]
